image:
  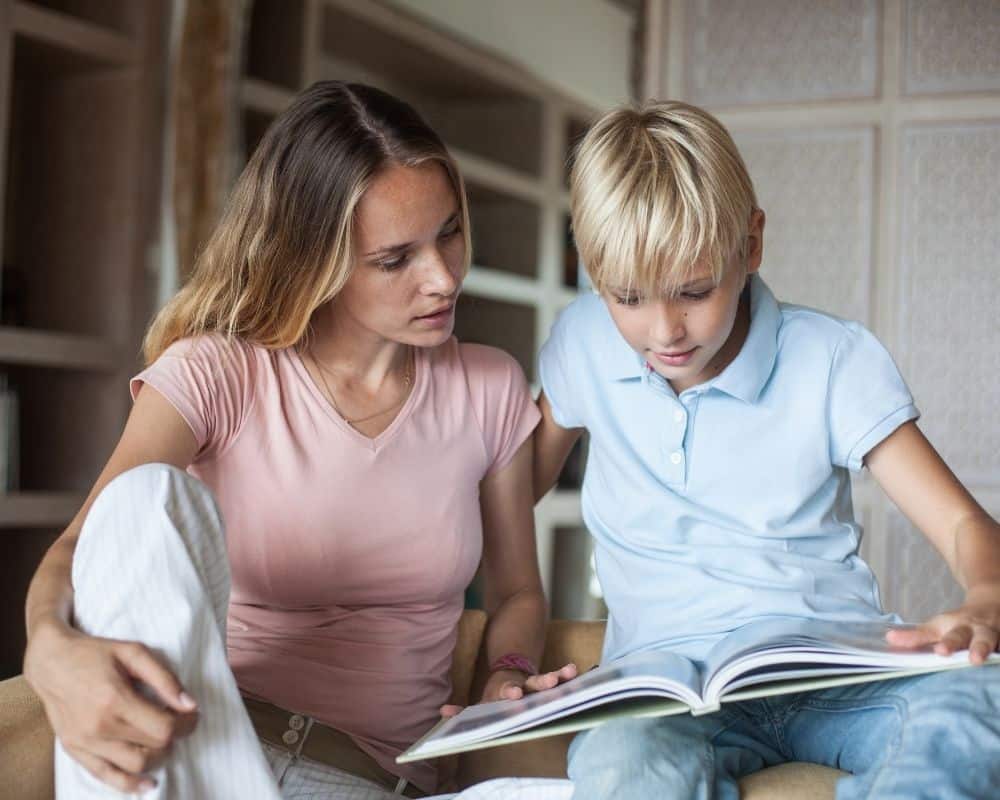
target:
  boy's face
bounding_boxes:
[601,210,764,394]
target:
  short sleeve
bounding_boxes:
[130,335,256,459]
[537,306,584,430]
[461,344,541,476]
[828,323,919,471]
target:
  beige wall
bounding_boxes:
[384,0,634,108]
[646,0,1000,622]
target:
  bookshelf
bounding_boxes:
[238,0,595,598]
[0,0,166,676]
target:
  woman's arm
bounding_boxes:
[455,436,576,711]
[23,385,200,792]
[532,391,583,503]
[865,420,1000,664]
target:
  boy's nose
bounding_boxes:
[650,301,685,343]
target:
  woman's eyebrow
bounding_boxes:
[362,210,460,259]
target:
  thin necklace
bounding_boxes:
[308,345,414,426]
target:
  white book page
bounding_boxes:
[700,618,995,702]
[404,650,701,756]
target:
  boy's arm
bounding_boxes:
[865,420,1000,664]
[533,390,584,503]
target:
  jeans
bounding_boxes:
[567,666,1000,799]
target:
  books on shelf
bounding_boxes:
[398,618,1000,763]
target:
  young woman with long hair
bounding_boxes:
[23,81,574,799]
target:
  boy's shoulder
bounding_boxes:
[775,299,873,357]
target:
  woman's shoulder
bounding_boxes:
[148,333,269,387]
[426,338,530,396]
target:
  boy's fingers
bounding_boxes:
[886,625,940,648]
[116,643,195,712]
[934,624,973,655]
[967,626,999,665]
[439,704,464,718]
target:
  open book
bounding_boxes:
[399,618,1000,763]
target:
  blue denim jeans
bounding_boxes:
[567,666,1000,799]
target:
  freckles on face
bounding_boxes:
[334,162,465,343]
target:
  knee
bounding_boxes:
[568,717,712,795]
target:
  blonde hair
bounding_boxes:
[143,81,471,365]
[570,100,757,297]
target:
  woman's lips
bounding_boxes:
[415,304,455,327]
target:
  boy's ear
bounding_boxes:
[745,208,765,276]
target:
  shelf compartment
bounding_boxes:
[4,34,140,337]
[12,2,137,66]
[466,183,539,279]
[4,365,129,494]
[242,78,296,116]
[550,525,605,620]
[0,492,83,527]
[245,0,304,90]
[0,327,117,370]
[454,293,536,383]
[0,527,61,679]
[320,2,544,178]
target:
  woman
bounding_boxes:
[23,81,574,799]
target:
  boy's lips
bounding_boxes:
[653,347,697,366]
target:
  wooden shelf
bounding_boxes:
[0,491,84,527]
[452,148,544,203]
[0,327,118,370]
[11,2,137,66]
[241,78,295,116]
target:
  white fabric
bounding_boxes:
[56,464,283,799]
[53,462,575,800]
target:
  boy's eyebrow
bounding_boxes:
[606,274,715,294]
[362,211,460,258]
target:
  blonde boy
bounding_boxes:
[534,101,1000,799]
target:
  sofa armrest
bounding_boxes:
[0,675,54,800]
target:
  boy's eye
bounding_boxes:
[681,289,713,301]
[614,294,642,306]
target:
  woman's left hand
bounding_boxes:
[440,662,578,718]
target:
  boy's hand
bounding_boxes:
[439,663,579,718]
[886,580,1000,665]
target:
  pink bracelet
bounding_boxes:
[488,653,538,676]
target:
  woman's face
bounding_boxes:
[332,161,465,348]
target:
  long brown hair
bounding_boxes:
[144,81,471,364]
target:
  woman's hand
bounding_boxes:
[24,619,198,793]
[886,579,1000,665]
[439,663,579,718]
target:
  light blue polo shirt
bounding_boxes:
[539,275,918,663]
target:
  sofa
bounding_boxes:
[0,611,842,798]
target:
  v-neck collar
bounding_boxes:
[290,345,427,452]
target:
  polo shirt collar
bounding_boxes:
[600,275,781,403]
[706,274,780,403]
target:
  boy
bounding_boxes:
[534,101,1000,799]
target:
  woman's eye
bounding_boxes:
[377,254,409,271]
[440,223,462,240]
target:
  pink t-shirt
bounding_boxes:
[132,335,540,792]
